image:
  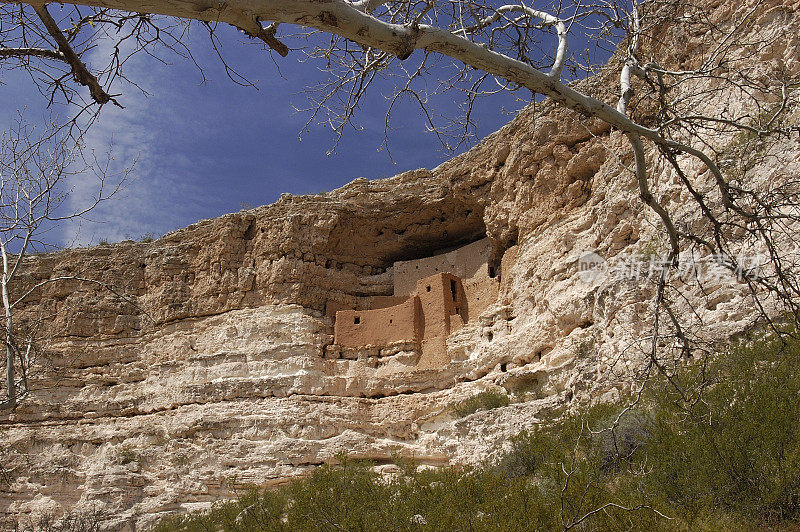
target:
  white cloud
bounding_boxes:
[61,31,208,246]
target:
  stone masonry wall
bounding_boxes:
[393,238,494,297]
[333,297,421,349]
[0,1,798,527]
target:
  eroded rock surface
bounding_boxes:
[1,0,799,527]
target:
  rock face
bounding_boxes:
[328,237,502,368]
[1,0,799,528]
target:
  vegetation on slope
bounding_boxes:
[450,389,511,418]
[154,327,800,531]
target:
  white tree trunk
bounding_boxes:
[1,242,14,408]
[4,0,715,159]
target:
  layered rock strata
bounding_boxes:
[1,0,799,527]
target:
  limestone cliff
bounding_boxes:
[1,0,799,528]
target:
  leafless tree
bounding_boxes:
[1,0,799,523]
[0,0,797,421]
[0,0,794,268]
[0,116,127,409]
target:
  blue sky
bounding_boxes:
[0,22,526,246]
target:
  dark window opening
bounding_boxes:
[486,331,494,342]
[354,317,360,324]
[426,285,431,292]
[455,307,460,314]
[450,279,457,301]
[500,362,507,372]
[389,319,393,324]
[488,266,496,278]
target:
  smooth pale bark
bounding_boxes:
[1,241,15,409]
[0,47,64,60]
[4,0,700,146]
[5,0,698,254]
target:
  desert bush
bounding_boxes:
[115,444,139,465]
[644,330,800,525]
[154,326,800,531]
[451,390,510,418]
[9,507,105,532]
[152,488,288,532]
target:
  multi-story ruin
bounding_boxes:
[325,238,514,367]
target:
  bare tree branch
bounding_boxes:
[0,115,130,409]
[0,46,63,60]
[31,3,120,106]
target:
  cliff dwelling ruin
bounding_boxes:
[325,238,517,368]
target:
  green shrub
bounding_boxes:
[451,390,510,418]
[644,331,800,525]
[154,459,555,532]
[153,326,800,531]
[593,409,653,475]
[152,488,288,532]
[492,403,662,531]
[116,445,139,465]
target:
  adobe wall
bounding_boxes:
[393,238,494,296]
[333,296,421,348]
[325,300,352,318]
[462,277,499,319]
[325,295,408,318]
[329,239,502,366]
[371,295,408,310]
[416,273,465,337]
[416,273,465,368]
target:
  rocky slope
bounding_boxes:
[1,0,799,528]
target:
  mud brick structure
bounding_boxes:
[330,238,501,366]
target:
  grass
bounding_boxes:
[450,389,510,418]
[153,325,800,531]
[116,445,139,465]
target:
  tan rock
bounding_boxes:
[2,0,799,527]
